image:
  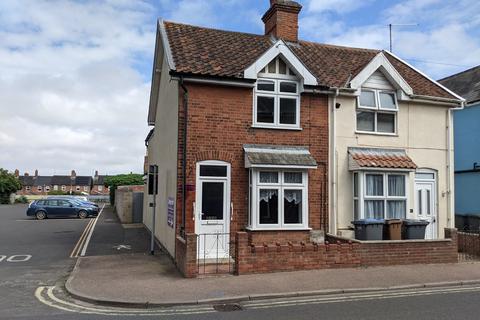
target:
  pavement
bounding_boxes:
[64,205,480,307]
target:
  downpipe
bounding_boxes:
[180,78,189,237]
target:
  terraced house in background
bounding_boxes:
[16,169,109,196]
[143,0,464,277]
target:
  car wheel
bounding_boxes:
[78,210,88,219]
[36,211,46,220]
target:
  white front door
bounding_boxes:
[415,181,436,239]
[195,161,230,259]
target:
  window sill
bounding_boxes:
[246,226,312,231]
[251,125,303,131]
[355,130,398,137]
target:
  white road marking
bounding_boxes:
[246,286,480,310]
[113,245,131,250]
[35,286,215,316]
[79,204,105,257]
[0,255,5,262]
[6,255,31,262]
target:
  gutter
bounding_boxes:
[179,77,189,237]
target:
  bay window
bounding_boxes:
[248,169,308,230]
[356,89,398,134]
[353,172,407,220]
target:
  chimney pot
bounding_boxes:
[262,0,302,42]
[34,169,38,177]
[14,169,19,177]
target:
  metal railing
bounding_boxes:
[458,230,480,261]
[196,232,235,275]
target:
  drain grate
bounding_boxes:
[213,304,243,312]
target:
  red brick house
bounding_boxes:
[144,0,461,277]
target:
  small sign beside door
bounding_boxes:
[167,197,174,228]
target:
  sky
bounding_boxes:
[0,0,479,176]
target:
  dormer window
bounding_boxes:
[254,57,300,129]
[356,89,398,134]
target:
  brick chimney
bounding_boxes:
[34,169,38,177]
[71,170,76,179]
[262,0,302,42]
[14,169,19,177]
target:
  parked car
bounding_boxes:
[26,198,99,220]
[47,195,99,207]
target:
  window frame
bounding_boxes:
[353,171,408,221]
[254,78,301,129]
[356,89,398,135]
[248,169,309,230]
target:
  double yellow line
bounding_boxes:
[70,219,95,258]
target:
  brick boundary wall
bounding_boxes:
[175,234,198,278]
[235,229,458,275]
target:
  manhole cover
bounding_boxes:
[213,304,242,312]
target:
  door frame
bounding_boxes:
[414,169,438,239]
[194,160,231,239]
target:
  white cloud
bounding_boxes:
[306,0,372,14]
[0,0,154,176]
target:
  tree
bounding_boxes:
[0,168,22,204]
[104,173,144,205]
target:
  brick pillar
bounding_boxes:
[445,228,459,263]
[185,233,198,278]
[235,232,249,275]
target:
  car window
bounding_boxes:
[46,200,58,206]
[36,200,45,205]
[58,200,70,206]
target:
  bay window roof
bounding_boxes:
[348,147,417,171]
[244,144,317,169]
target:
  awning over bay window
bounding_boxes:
[243,144,317,169]
[348,147,417,171]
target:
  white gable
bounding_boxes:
[244,39,318,86]
[350,52,413,96]
[362,70,395,90]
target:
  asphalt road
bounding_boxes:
[2,203,480,320]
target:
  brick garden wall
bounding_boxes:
[175,234,197,278]
[235,229,458,275]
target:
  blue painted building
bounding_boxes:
[440,65,480,215]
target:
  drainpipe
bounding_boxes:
[446,100,465,228]
[331,88,340,235]
[179,77,189,237]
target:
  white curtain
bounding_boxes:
[388,175,405,196]
[260,172,278,183]
[284,172,302,184]
[364,200,384,219]
[284,190,302,204]
[259,189,278,202]
[366,174,383,196]
[387,200,406,219]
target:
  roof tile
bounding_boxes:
[164,21,456,100]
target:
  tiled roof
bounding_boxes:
[75,176,92,186]
[51,175,73,185]
[438,65,480,104]
[244,144,317,168]
[163,21,456,100]
[348,147,417,170]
